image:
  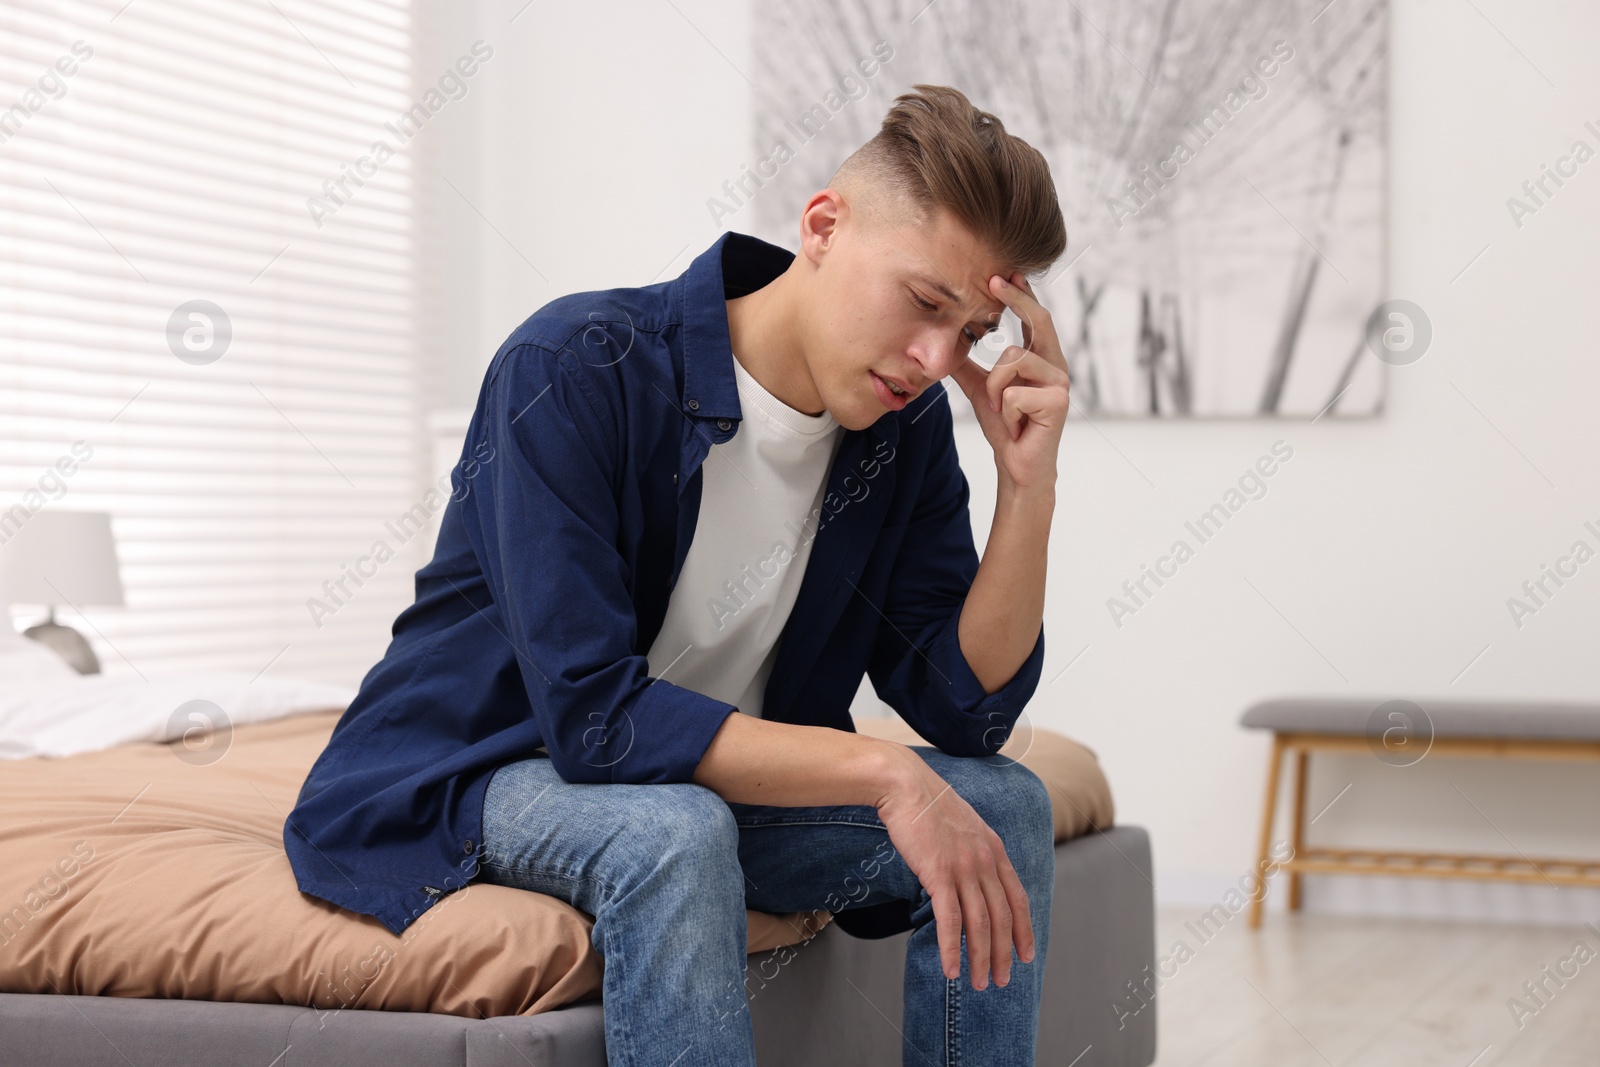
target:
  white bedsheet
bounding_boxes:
[1,621,354,759]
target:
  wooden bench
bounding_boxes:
[1240,697,1600,928]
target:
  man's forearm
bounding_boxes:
[692,709,915,808]
[957,483,1055,694]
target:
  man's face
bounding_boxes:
[802,202,1011,431]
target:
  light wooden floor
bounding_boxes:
[1148,906,1600,1066]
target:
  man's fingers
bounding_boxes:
[960,877,994,990]
[953,358,1015,441]
[932,883,964,981]
[984,351,1025,413]
[999,387,1038,440]
[987,272,1064,370]
[1001,382,1070,437]
[1001,389,1027,440]
[996,851,1035,965]
[949,357,988,402]
[983,347,1064,413]
[979,867,1015,988]
[985,838,1036,972]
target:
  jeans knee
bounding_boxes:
[978,760,1055,884]
[639,785,743,892]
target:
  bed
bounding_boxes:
[0,629,1157,1066]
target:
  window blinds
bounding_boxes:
[0,0,423,687]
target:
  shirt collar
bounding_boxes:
[674,230,796,422]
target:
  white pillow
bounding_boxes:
[0,670,356,760]
[0,620,84,683]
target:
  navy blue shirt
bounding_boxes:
[284,231,1046,936]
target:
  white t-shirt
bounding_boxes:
[644,354,843,718]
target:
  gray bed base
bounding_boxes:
[0,827,1156,1066]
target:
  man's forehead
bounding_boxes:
[861,201,1008,322]
[899,211,1008,320]
[907,266,1008,324]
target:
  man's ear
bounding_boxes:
[798,189,844,264]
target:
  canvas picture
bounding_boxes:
[743,0,1389,418]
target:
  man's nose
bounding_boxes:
[919,334,966,381]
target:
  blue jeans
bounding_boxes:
[475,744,1055,1066]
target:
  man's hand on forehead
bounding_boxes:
[948,271,1071,493]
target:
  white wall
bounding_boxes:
[416,0,1600,924]
[412,0,754,409]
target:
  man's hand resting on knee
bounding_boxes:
[872,743,1036,992]
[693,712,1035,992]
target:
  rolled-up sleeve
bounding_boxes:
[466,343,738,785]
[865,396,1045,756]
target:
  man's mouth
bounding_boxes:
[870,371,913,410]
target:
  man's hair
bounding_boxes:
[832,84,1067,278]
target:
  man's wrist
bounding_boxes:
[995,477,1057,521]
[862,737,923,811]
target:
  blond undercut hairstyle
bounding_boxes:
[831,83,1068,279]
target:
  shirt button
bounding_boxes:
[686,399,700,411]
[463,840,475,854]
[716,418,732,432]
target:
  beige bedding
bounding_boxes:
[0,708,1111,1019]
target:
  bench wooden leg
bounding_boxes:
[1249,734,1286,929]
[1289,748,1308,912]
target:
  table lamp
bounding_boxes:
[0,510,125,674]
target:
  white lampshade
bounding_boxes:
[0,510,125,609]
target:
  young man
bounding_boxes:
[286,83,1070,1065]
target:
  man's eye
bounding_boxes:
[913,291,993,346]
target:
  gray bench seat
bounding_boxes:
[1242,697,1600,742]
